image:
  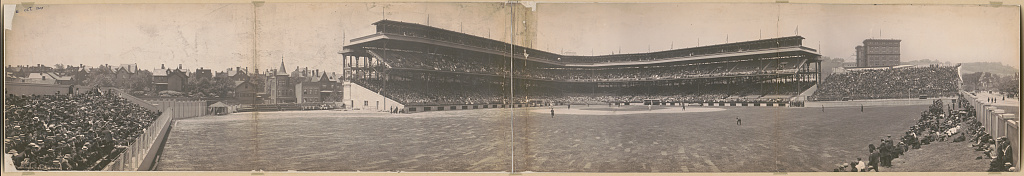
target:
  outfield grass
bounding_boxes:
[513,105,932,172]
[156,110,513,171]
[155,104,977,172]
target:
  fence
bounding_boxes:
[101,107,173,171]
[145,99,207,119]
[110,89,159,112]
[961,91,1020,170]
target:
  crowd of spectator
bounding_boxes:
[374,49,510,76]
[355,47,819,106]
[814,66,960,101]
[833,98,1015,172]
[353,75,813,106]
[372,48,809,83]
[4,91,161,170]
[525,57,803,82]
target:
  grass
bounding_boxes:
[155,103,985,172]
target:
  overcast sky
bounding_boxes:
[5,3,511,74]
[536,3,1020,68]
[4,2,1019,74]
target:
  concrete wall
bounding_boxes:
[804,98,940,108]
[343,82,404,111]
[4,82,89,95]
[961,91,1019,170]
[405,103,527,113]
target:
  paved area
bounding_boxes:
[967,91,1019,116]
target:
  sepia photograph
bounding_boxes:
[2,0,1021,174]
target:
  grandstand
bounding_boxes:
[812,65,962,101]
[340,20,822,112]
[4,91,162,170]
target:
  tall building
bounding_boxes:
[855,39,901,67]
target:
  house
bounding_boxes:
[153,64,189,92]
[195,67,212,80]
[234,81,259,105]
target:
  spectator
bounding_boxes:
[4,92,160,170]
[813,66,959,101]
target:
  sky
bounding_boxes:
[4,2,1020,74]
[536,3,1020,68]
[4,3,512,74]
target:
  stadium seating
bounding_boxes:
[4,92,161,170]
[813,66,960,100]
[352,48,817,105]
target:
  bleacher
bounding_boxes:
[4,92,161,170]
[812,65,960,101]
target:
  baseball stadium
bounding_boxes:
[339,20,822,112]
[5,19,1018,173]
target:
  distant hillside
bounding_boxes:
[959,62,1019,76]
[902,60,1018,76]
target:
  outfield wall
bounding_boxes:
[144,99,206,119]
[4,82,91,95]
[405,103,534,113]
[804,98,944,108]
[961,91,1019,170]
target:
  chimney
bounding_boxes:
[161,64,165,69]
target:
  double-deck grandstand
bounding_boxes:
[340,20,822,112]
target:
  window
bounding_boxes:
[364,101,368,106]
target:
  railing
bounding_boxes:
[101,107,173,171]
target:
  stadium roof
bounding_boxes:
[349,20,820,67]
